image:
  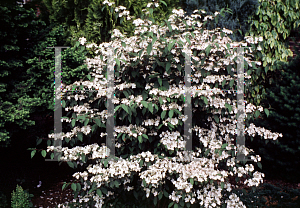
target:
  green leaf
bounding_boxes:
[121,42,126,48]
[149,7,153,15]
[138,136,143,143]
[221,182,225,190]
[158,191,163,200]
[123,90,129,98]
[264,108,269,117]
[205,44,212,56]
[158,124,163,129]
[229,79,234,88]
[71,119,76,127]
[115,58,120,67]
[41,150,46,158]
[117,133,122,139]
[114,181,119,188]
[221,143,228,149]
[161,111,166,119]
[160,0,167,7]
[143,178,147,187]
[142,107,147,115]
[138,49,145,60]
[212,34,217,42]
[122,104,130,114]
[202,96,208,105]
[225,103,232,112]
[62,100,66,108]
[255,110,260,118]
[166,62,171,74]
[67,161,74,169]
[257,162,262,170]
[147,42,152,55]
[104,160,108,168]
[95,118,102,127]
[164,190,168,198]
[84,118,89,126]
[148,103,153,114]
[169,110,174,118]
[186,37,191,45]
[168,202,175,208]
[62,183,68,191]
[77,132,83,142]
[31,150,36,159]
[226,43,231,50]
[221,79,226,88]
[165,20,172,32]
[174,204,178,208]
[141,101,148,108]
[142,134,149,140]
[97,189,102,198]
[77,183,81,191]
[159,97,163,105]
[168,40,176,52]
[101,187,108,195]
[154,196,157,206]
[71,183,77,192]
[158,78,162,86]
[92,124,98,133]
[215,42,219,49]
[190,178,194,185]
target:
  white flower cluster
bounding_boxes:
[243,171,265,187]
[47,143,108,161]
[225,193,247,208]
[47,124,92,141]
[111,124,146,139]
[87,158,142,185]
[196,183,224,207]
[102,0,114,6]
[245,123,283,140]
[78,37,86,45]
[159,130,186,150]
[245,102,264,113]
[142,116,161,126]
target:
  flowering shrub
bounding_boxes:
[42,1,283,207]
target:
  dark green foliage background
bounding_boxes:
[0,2,90,147]
[42,0,188,46]
[181,0,260,42]
[247,39,300,183]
